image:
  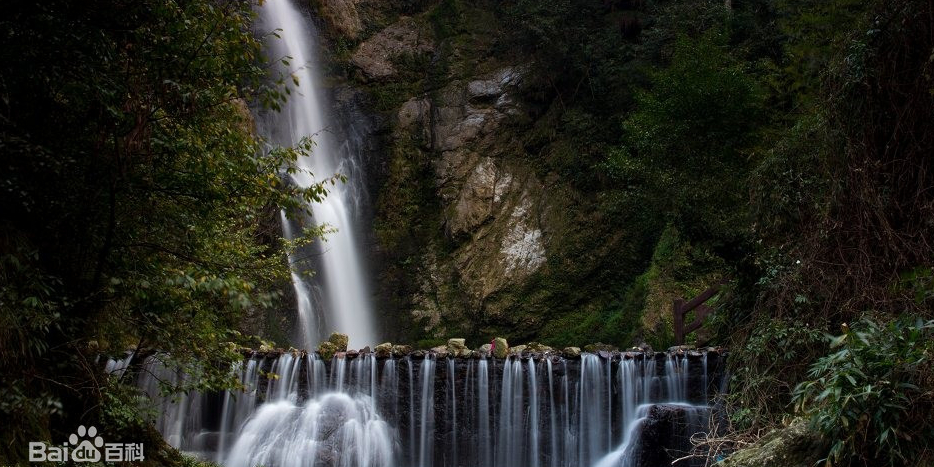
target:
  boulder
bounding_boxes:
[391,344,412,357]
[447,338,467,353]
[509,345,527,355]
[628,404,709,467]
[431,345,450,358]
[479,343,492,354]
[563,347,581,358]
[375,342,393,358]
[584,342,619,353]
[317,341,338,361]
[328,332,349,352]
[525,342,553,352]
[718,419,824,467]
[493,337,509,358]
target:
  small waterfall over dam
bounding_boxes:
[117,350,727,467]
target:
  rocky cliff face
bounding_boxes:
[312,0,645,345]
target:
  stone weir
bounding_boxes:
[108,346,728,467]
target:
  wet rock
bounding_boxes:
[629,404,711,467]
[493,337,509,358]
[508,345,527,355]
[317,341,338,361]
[668,345,695,353]
[328,333,349,352]
[375,342,393,358]
[563,347,581,358]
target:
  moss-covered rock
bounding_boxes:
[718,419,824,467]
[391,344,412,356]
[328,332,349,352]
[584,342,619,353]
[431,345,450,357]
[493,337,508,358]
[525,342,553,352]
[375,342,393,358]
[447,337,467,351]
[317,341,338,361]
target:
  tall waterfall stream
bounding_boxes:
[105,1,729,466]
[259,0,375,350]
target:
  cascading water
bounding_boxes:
[117,349,726,467]
[257,0,376,350]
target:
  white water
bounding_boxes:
[124,351,722,467]
[258,0,376,349]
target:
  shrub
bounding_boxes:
[793,317,934,466]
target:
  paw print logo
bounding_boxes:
[67,425,103,462]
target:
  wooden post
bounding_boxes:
[673,299,685,346]
[672,283,722,345]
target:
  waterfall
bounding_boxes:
[257,0,376,350]
[122,350,726,467]
[116,3,729,466]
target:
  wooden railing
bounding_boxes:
[673,283,723,345]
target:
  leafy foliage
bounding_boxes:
[793,318,934,466]
[0,0,333,461]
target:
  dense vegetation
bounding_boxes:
[1,0,932,465]
[0,0,329,464]
[489,0,934,464]
[360,0,934,463]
